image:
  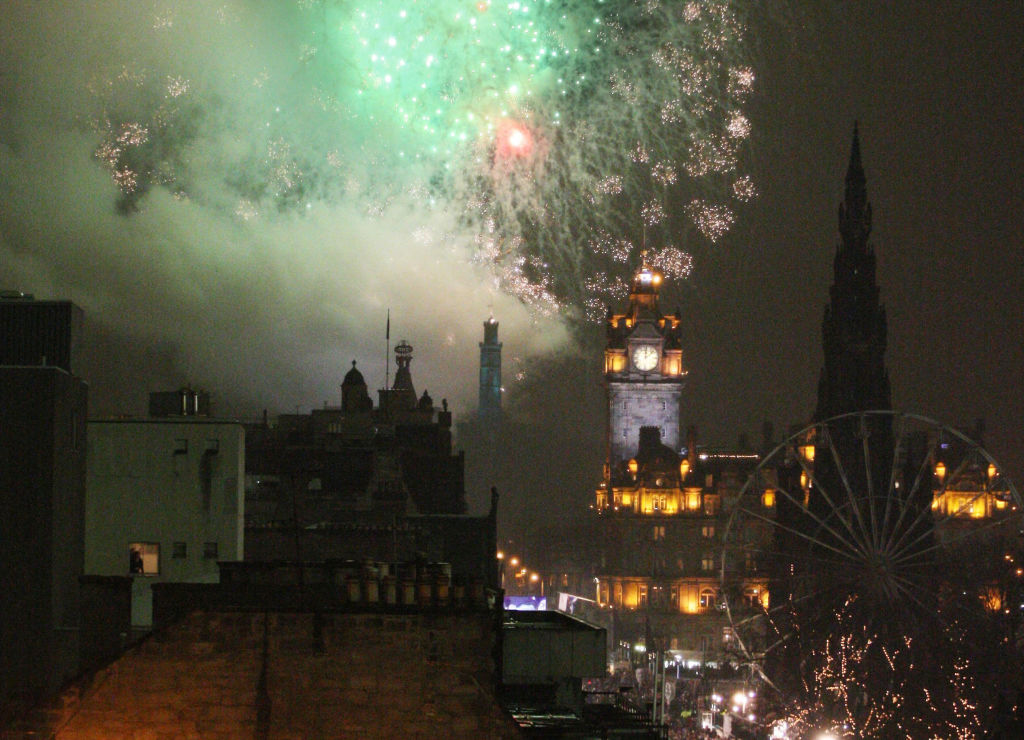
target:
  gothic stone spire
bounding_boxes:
[815,125,891,420]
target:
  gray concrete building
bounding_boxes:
[85,404,245,629]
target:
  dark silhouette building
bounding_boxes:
[814,123,892,421]
[244,341,496,587]
[0,294,83,372]
[0,295,88,714]
[761,125,1023,737]
[774,126,901,609]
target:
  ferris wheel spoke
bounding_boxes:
[890,513,1017,567]
[883,454,982,559]
[772,476,871,560]
[878,413,912,547]
[887,571,943,616]
[729,570,858,637]
[890,571,1001,648]
[794,448,869,556]
[722,538,863,574]
[820,422,876,554]
[721,410,1023,731]
[891,469,1000,557]
[858,413,884,552]
[879,431,939,557]
[729,502,862,563]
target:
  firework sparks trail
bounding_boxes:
[87,0,754,317]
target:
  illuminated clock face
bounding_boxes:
[632,345,659,372]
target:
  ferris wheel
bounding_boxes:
[720,411,1024,738]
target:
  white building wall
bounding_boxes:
[85,419,245,627]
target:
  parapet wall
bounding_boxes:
[152,559,497,628]
[15,609,519,739]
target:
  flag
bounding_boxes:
[386,309,390,340]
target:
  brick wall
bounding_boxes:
[17,610,520,739]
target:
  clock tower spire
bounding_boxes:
[604,255,686,477]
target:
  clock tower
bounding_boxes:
[604,257,685,476]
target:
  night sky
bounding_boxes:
[1,2,1021,533]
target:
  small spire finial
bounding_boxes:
[838,121,871,249]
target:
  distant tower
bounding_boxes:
[815,124,892,421]
[391,340,417,410]
[478,317,502,422]
[604,256,686,473]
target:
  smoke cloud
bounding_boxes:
[0,1,570,422]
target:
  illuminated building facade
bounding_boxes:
[603,259,684,469]
[593,260,768,664]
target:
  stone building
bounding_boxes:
[85,389,246,629]
[10,561,520,739]
[244,341,497,589]
[592,261,768,664]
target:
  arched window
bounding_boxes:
[699,588,717,610]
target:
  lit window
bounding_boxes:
[172,542,187,559]
[203,541,219,560]
[653,525,666,540]
[704,495,720,516]
[701,524,715,539]
[701,553,714,572]
[699,588,716,609]
[638,585,648,607]
[129,543,159,575]
[762,490,775,508]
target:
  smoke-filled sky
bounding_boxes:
[2,2,1021,526]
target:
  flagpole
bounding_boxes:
[385,308,391,391]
